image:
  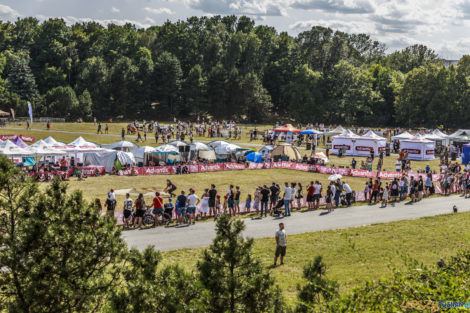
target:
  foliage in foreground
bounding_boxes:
[1,154,470,312]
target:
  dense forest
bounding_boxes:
[0,16,468,127]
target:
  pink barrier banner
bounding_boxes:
[335,167,352,176]
[248,162,273,169]
[224,163,246,170]
[288,162,311,172]
[318,166,333,174]
[0,134,35,142]
[187,165,200,173]
[350,169,376,178]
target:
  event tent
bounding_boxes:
[167,140,189,147]
[69,137,98,147]
[331,131,386,157]
[271,144,301,161]
[259,145,274,155]
[27,145,66,157]
[12,136,28,148]
[84,150,135,172]
[44,136,65,146]
[400,136,435,161]
[323,126,347,137]
[311,152,329,163]
[447,129,470,143]
[331,134,361,156]
[391,131,414,141]
[423,129,449,146]
[103,140,138,152]
[299,129,323,135]
[155,144,179,154]
[273,124,301,133]
[0,140,32,160]
[133,146,156,164]
[207,140,243,158]
[190,141,216,161]
[246,151,263,163]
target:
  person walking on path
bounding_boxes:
[274,223,287,267]
[283,182,293,216]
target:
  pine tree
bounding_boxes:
[295,256,338,313]
[197,214,285,313]
[7,56,39,104]
[0,156,127,313]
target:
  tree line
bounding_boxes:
[1,155,469,312]
[0,16,469,127]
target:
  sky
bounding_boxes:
[0,0,469,59]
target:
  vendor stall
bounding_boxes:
[331,133,360,156]
[103,140,138,152]
[273,124,301,143]
[400,136,435,161]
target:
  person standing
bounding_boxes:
[269,182,279,213]
[134,193,147,229]
[200,189,210,218]
[227,185,235,216]
[234,186,241,214]
[176,190,187,225]
[123,193,133,228]
[260,185,270,217]
[306,181,315,210]
[314,181,322,210]
[208,184,217,217]
[187,189,200,224]
[274,223,287,267]
[283,182,293,216]
[334,179,342,207]
[97,122,102,134]
[295,182,303,210]
[152,192,164,226]
[105,124,109,134]
[121,128,125,141]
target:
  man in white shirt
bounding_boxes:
[314,181,322,209]
[186,189,200,224]
[283,182,293,216]
[274,223,287,266]
[342,182,352,206]
[122,193,133,227]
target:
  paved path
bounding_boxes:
[123,195,469,251]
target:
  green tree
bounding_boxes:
[6,54,39,104]
[197,214,285,313]
[0,157,127,313]
[385,44,438,73]
[153,52,183,117]
[41,85,79,119]
[77,89,93,120]
[296,256,339,312]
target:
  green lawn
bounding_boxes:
[161,212,470,304]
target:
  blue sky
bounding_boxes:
[1,0,469,59]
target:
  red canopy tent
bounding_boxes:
[273,124,301,133]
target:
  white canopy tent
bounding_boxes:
[424,129,449,146]
[132,146,156,164]
[207,140,243,159]
[0,140,33,162]
[84,150,135,172]
[102,140,138,152]
[324,126,348,137]
[167,140,188,147]
[400,136,435,161]
[190,141,216,161]
[259,145,274,155]
[391,131,414,141]
[69,136,98,147]
[331,134,361,156]
[27,140,66,157]
[44,136,65,146]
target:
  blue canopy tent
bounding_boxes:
[299,129,324,135]
[246,151,263,163]
[462,144,470,164]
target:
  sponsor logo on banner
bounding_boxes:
[318,166,333,174]
[350,169,376,178]
[333,145,351,150]
[224,163,246,170]
[403,149,420,154]
[291,163,310,171]
[200,163,223,172]
[426,150,434,155]
[378,147,386,152]
[378,171,402,179]
[144,167,172,175]
[355,146,373,152]
[188,165,199,173]
[0,135,35,142]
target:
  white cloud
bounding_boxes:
[289,18,377,35]
[0,4,20,19]
[144,16,156,24]
[111,6,120,13]
[185,0,287,16]
[35,14,153,29]
[144,7,174,14]
[291,0,374,14]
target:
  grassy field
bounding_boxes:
[161,211,470,304]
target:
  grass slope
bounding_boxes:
[161,211,470,303]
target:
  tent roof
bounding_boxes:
[271,144,301,161]
[103,140,138,150]
[44,136,65,146]
[324,125,347,136]
[190,141,212,151]
[155,144,179,153]
[299,129,323,135]
[273,124,301,133]
[167,140,188,147]
[402,134,433,143]
[448,129,470,141]
[69,136,98,147]
[391,131,414,140]
[30,139,51,148]
[362,130,386,140]
[207,140,243,154]
[12,136,28,148]
[0,140,32,156]
[0,109,9,116]
[27,145,66,156]
[433,129,448,138]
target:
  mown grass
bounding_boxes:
[161,211,470,304]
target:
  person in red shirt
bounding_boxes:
[59,156,68,171]
[152,192,164,226]
[370,180,379,204]
[306,181,315,210]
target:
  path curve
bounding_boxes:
[122,195,469,251]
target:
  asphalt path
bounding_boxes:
[122,194,469,251]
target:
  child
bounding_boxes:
[215,195,221,219]
[245,194,252,212]
[382,184,389,207]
